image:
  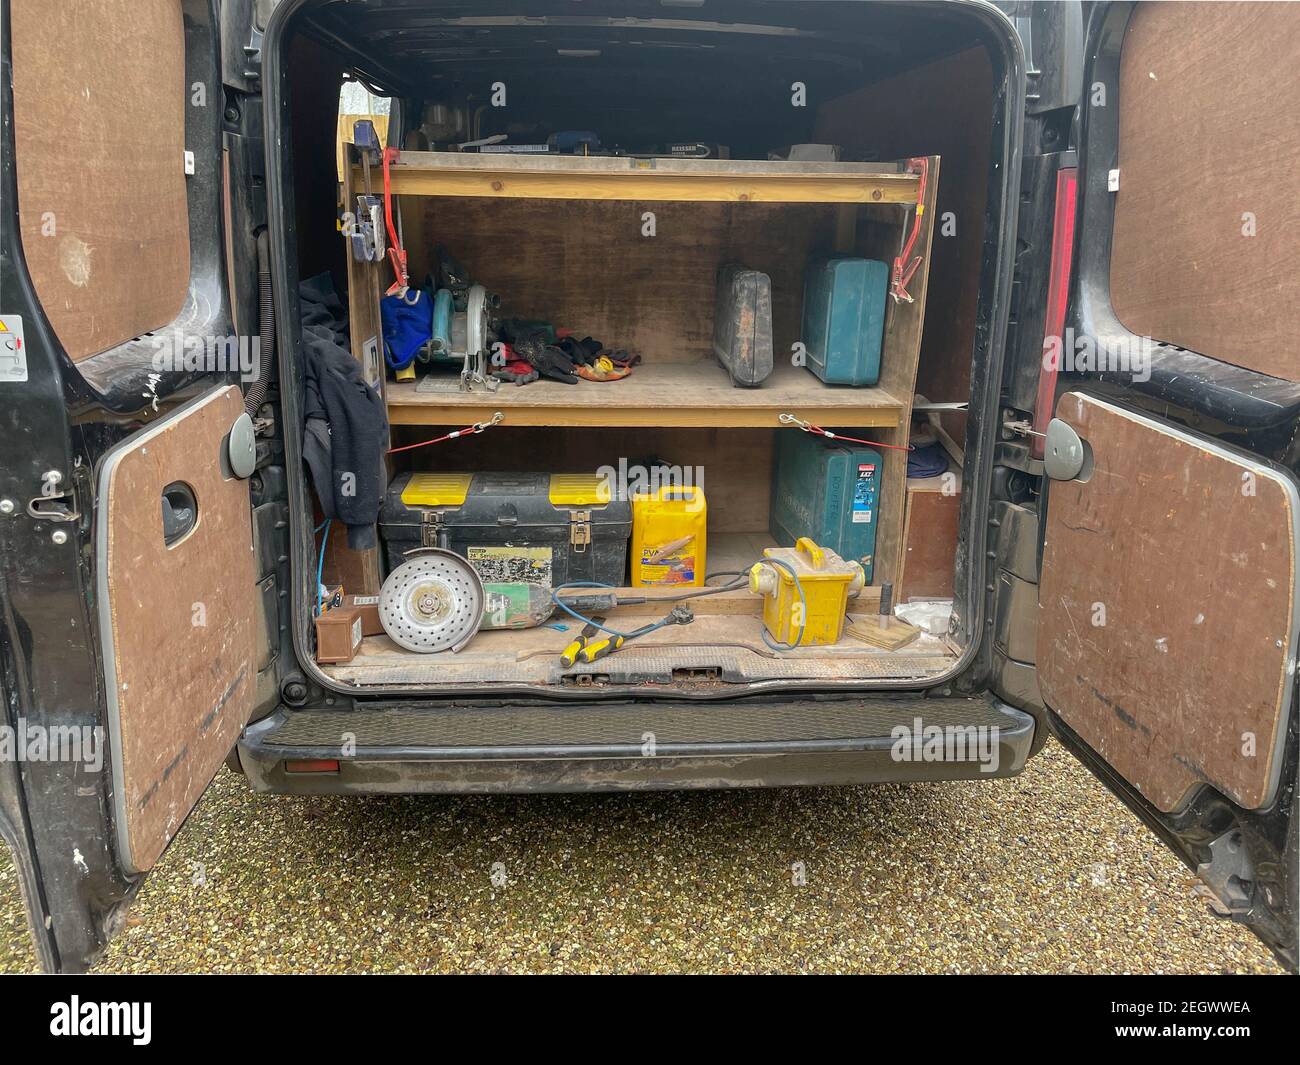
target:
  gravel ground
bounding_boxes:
[0,738,1284,974]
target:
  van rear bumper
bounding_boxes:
[236,696,1037,794]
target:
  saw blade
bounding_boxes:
[378,549,485,653]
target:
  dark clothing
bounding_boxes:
[300,273,388,550]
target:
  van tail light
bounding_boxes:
[1032,167,1079,458]
[284,758,340,774]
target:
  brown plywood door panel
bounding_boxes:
[1038,393,1298,813]
[1109,2,1300,381]
[10,0,190,362]
[99,387,257,873]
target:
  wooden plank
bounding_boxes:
[11,0,189,362]
[369,151,919,204]
[100,387,256,873]
[1109,3,1300,381]
[899,473,962,600]
[1038,392,1298,812]
[846,157,941,594]
[330,141,385,595]
[385,361,905,429]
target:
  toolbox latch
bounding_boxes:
[569,510,592,552]
[419,510,443,547]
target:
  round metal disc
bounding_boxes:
[378,549,485,653]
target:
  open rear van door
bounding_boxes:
[0,0,272,971]
[1029,2,1300,968]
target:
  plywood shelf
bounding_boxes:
[384,360,907,429]
[361,151,920,205]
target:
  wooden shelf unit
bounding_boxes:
[336,151,940,598]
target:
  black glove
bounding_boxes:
[558,336,603,366]
[517,336,579,384]
[532,345,580,384]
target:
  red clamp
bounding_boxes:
[381,146,408,295]
[890,157,929,304]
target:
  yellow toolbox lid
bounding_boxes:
[400,472,473,507]
[548,473,612,507]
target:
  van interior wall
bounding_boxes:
[404,199,840,362]
[288,33,351,287]
[815,45,993,445]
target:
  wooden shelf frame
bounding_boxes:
[358,151,921,205]
[385,362,908,429]
[335,153,941,598]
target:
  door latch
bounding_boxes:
[27,470,80,522]
[570,510,591,552]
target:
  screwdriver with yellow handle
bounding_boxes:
[559,617,605,668]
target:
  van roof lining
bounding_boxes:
[297,0,979,103]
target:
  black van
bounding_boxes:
[1,1,1296,972]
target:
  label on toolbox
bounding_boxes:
[467,545,553,585]
[852,463,877,524]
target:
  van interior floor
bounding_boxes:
[320,533,958,690]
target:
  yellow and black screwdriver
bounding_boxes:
[560,617,605,668]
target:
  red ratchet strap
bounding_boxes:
[890,157,929,304]
[381,147,408,295]
[387,412,504,455]
[779,413,912,452]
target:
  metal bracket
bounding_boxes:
[27,470,79,523]
[1194,831,1254,917]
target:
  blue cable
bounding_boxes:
[549,581,677,640]
[315,519,331,617]
[750,557,808,652]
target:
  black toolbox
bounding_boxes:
[380,471,632,588]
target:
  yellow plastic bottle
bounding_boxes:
[748,538,865,646]
[630,484,707,586]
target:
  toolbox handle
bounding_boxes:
[794,537,826,571]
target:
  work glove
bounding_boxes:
[517,336,579,384]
